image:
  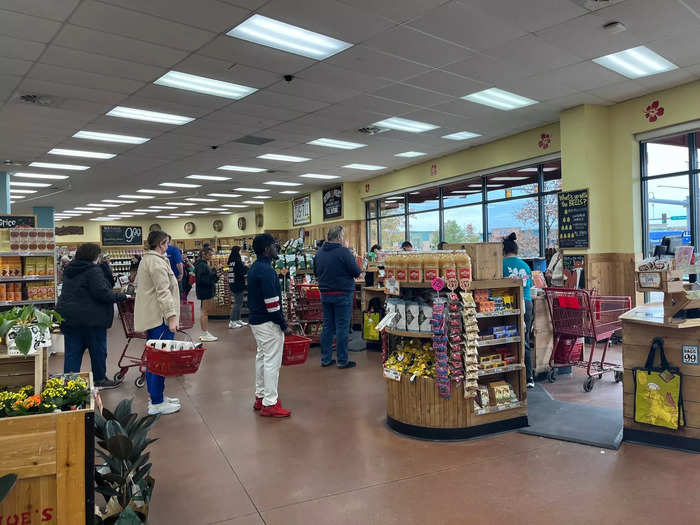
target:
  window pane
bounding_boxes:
[407,187,439,212]
[367,200,377,219]
[368,219,378,249]
[409,211,439,250]
[380,216,405,249]
[647,175,691,255]
[646,134,690,176]
[443,205,483,244]
[543,160,562,191]
[543,193,559,249]
[486,169,538,200]
[487,197,540,258]
[442,178,482,208]
[379,196,405,217]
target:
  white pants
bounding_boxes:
[251,321,284,407]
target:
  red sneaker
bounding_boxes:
[260,400,291,418]
[253,397,263,411]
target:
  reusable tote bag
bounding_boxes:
[634,337,685,430]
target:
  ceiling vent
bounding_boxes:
[357,126,388,135]
[233,135,274,145]
[19,94,55,106]
[571,0,625,11]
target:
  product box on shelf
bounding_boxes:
[464,243,502,281]
[406,302,420,332]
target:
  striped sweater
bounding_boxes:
[247,256,287,331]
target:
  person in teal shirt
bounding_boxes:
[502,232,534,388]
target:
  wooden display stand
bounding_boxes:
[533,294,554,376]
[635,265,700,324]
[0,346,48,394]
[385,279,528,440]
[0,372,95,525]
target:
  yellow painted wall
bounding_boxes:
[289,182,364,228]
[263,200,290,230]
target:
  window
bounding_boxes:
[409,211,439,250]
[647,175,691,252]
[646,134,690,176]
[487,197,540,258]
[380,216,405,250]
[380,196,405,216]
[442,179,482,208]
[443,205,483,244]
[408,187,439,212]
[486,170,537,200]
[368,219,378,249]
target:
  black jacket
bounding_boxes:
[247,257,286,331]
[227,260,248,293]
[57,260,126,330]
[194,259,218,300]
[100,261,116,288]
[314,242,362,293]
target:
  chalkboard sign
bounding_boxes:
[322,185,343,220]
[0,215,35,228]
[100,225,143,246]
[558,189,589,249]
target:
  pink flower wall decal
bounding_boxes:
[538,133,551,149]
[644,100,665,123]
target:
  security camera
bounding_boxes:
[283,74,294,82]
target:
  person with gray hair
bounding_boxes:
[314,225,362,369]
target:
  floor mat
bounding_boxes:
[348,330,367,352]
[520,384,623,450]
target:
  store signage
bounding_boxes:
[638,272,662,288]
[558,189,589,249]
[292,195,311,226]
[383,367,401,381]
[682,345,699,365]
[100,225,143,246]
[322,185,342,220]
[0,215,35,228]
[430,164,437,177]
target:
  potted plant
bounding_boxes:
[0,305,62,356]
[94,399,159,524]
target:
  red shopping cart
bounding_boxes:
[544,287,631,392]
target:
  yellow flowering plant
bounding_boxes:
[0,374,89,418]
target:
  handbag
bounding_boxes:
[363,312,380,341]
[634,337,685,430]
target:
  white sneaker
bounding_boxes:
[238,320,248,327]
[165,396,180,405]
[527,381,535,389]
[228,321,236,329]
[200,332,218,342]
[148,401,180,415]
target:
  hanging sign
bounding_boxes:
[322,185,342,220]
[100,225,143,246]
[558,189,589,249]
[292,195,311,226]
[0,215,35,228]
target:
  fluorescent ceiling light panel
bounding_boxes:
[243,200,265,205]
[102,200,135,204]
[12,172,69,180]
[10,189,37,194]
[462,88,537,110]
[132,209,153,212]
[89,203,120,208]
[137,189,176,194]
[253,196,271,199]
[280,190,300,194]
[10,181,50,188]
[227,14,352,60]
[126,212,146,216]
[489,176,531,181]
[300,174,338,180]
[307,138,366,150]
[217,165,266,173]
[222,204,248,208]
[156,215,178,219]
[235,187,268,192]
[106,106,194,125]
[73,130,149,144]
[343,163,385,171]
[395,151,425,158]
[48,148,115,159]
[186,174,230,181]
[29,162,89,171]
[207,193,242,198]
[592,45,677,79]
[159,182,201,188]
[188,211,208,214]
[442,131,481,141]
[167,202,195,206]
[202,207,227,211]
[154,71,257,100]
[9,196,25,199]
[185,197,217,202]
[119,194,154,199]
[77,206,104,211]
[257,153,310,162]
[264,181,302,187]
[373,117,438,133]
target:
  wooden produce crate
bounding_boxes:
[0,372,95,525]
[0,346,47,394]
[465,243,503,280]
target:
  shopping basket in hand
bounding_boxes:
[282,334,311,366]
[144,332,206,377]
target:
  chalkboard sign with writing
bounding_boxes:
[558,189,589,249]
[0,215,35,228]
[322,185,342,220]
[101,225,143,246]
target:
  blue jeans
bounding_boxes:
[146,323,173,404]
[230,291,245,322]
[321,293,353,366]
[63,327,108,382]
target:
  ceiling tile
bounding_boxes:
[134,84,235,110]
[0,0,80,21]
[297,63,392,92]
[498,72,582,101]
[585,80,647,103]
[68,1,215,52]
[325,46,431,82]
[267,79,361,105]
[0,56,32,76]
[98,0,250,32]
[636,67,700,92]
[335,0,448,23]
[18,77,129,105]
[476,0,586,33]
[364,26,471,68]
[338,94,420,117]
[483,34,581,77]
[215,101,305,122]
[599,0,700,42]
[545,61,627,91]
[0,35,45,61]
[0,75,21,103]
[173,54,280,89]
[218,0,268,8]
[442,52,532,85]
[373,83,454,107]
[0,8,62,43]
[245,90,328,113]
[29,63,145,95]
[648,32,700,68]
[403,69,489,98]
[41,46,165,82]
[53,25,188,67]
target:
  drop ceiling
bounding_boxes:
[0,0,699,219]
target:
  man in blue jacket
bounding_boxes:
[314,225,362,369]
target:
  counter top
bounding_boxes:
[620,303,700,329]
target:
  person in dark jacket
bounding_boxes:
[314,225,362,369]
[227,246,248,329]
[99,254,116,288]
[248,234,291,417]
[57,243,126,390]
[194,246,219,342]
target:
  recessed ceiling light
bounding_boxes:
[242,200,265,205]
[106,106,194,125]
[373,117,439,133]
[462,88,537,110]
[517,167,559,173]
[592,45,677,78]
[343,163,385,171]
[9,196,24,199]
[207,193,242,198]
[222,204,248,208]
[133,209,153,212]
[76,206,104,211]
[154,70,257,99]
[300,174,339,180]
[10,189,37,194]
[166,202,196,206]
[73,130,150,144]
[486,184,505,188]
[202,207,227,211]
[12,172,69,180]
[257,153,310,162]
[48,148,116,159]
[10,181,50,188]
[159,182,201,188]
[119,194,154,199]
[88,203,120,208]
[395,151,425,158]
[264,181,302,187]
[235,187,269,192]
[29,162,89,171]
[217,165,267,173]
[127,212,147,216]
[186,174,230,181]
[227,14,352,60]
[155,215,178,219]
[280,190,300,194]
[489,176,531,181]
[253,196,271,199]
[188,211,208,214]
[102,199,136,204]
[307,138,366,150]
[442,131,481,141]
[170,213,192,217]
[185,197,217,202]
[137,189,176,194]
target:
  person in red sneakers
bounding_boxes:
[247,234,291,418]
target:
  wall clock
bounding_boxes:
[184,222,195,234]
[238,217,247,231]
[213,219,224,232]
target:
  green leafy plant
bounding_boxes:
[0,473,17,504]
[0,305,63,355]
[94,399,159,525]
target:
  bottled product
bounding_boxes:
[440,253,457,280]
[395,254,408,282]
[423,253,440,281]
[407,254,423,282]
[385,254,396,280]
[455,252,472,282]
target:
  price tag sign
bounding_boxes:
[432,277,445,291]
[683,345,699,365]
[639,272,661,288]
[446,278,459,291]
[383,368,402,381]
[459,278,470,290]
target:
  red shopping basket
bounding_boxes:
[180,301,195,330]
[144,341,206,377]
[282,334,311,366]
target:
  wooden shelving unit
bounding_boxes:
[384,328,432,339]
